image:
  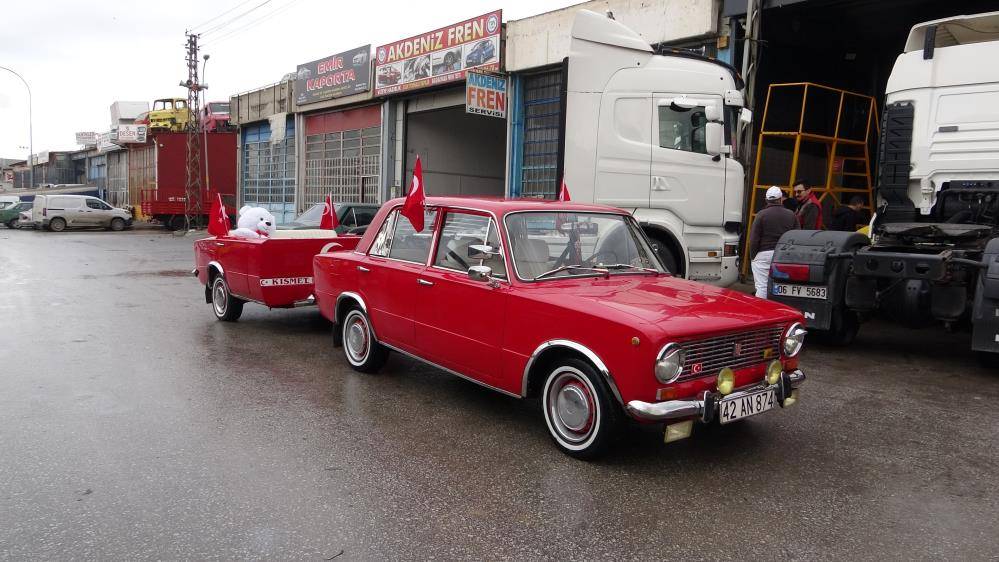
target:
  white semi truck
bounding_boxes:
[561,10,751,286]
[768,11,999,363]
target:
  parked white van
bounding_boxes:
[31,195,132,232]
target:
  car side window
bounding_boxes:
[354,209,376,227]
[341,207,357,228]
[387,209,437,263]
[433,212,506,279]
[369,210,397,257]
[658,104,707,154]
[86,199,102,209]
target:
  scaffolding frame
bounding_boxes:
[742,82,880,275]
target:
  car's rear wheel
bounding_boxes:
[49,217,66,232]
[342,308,388,373]
[6,219,16,229]
[109,217,126,232]
[541,358,618,459]
[211,275,244,322]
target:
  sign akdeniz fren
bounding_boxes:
[295,45,372,105]
[374,10,501,97]
[465,72,507,119]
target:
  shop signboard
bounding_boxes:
[97,132,120,152]
[75,131,98,145]
[114,124,148,144]
[374,10,501,96]
[465,72,507,118]
[295,45,372,105]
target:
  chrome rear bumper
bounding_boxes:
[626,369,805,423]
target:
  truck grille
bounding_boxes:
[678,324,785,381]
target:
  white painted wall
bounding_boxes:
[505,0,717,72]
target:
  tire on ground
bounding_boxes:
[540,356,619,460]
[341,307,388,373]
[211,275,244,322]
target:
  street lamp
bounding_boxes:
[202,54,211,195]
[0,65,33,188]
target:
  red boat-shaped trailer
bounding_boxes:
[193,230,360,321]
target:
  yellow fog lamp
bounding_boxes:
[716,367,735,395]
[766,360,783,385]
[783,389,800,407]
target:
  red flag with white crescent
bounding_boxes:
[207,193,230,237]
[558,177,571,202]
[402,155,426,232]
[319,193,339,230]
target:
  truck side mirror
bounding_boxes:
[705,105,722,121]
[705,122,725,157]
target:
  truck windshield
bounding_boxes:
[504,212,663,280]
[211,103,230,113]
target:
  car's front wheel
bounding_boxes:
[541,358,618,459]
[211,275,244,322]
[109,217,126,232]
[341,308,388,373]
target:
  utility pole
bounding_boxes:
[181,32,205,230]
[0,66,33,188]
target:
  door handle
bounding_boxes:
[357,266,370,273]
[417,279,434,286]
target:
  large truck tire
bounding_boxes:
[770,230,870,342]
[971,237,999,360]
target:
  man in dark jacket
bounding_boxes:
[793,180,823,230]
[750,186,798,298]
[830,196,869,231]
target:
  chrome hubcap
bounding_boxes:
[345,316,368,363]
[213,282,226,315]
[546,370,596,444]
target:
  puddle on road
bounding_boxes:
[79,270,190,280]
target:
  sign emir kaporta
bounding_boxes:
[465,72,506,118]
[295,45,372,105]
[374,10,501,96]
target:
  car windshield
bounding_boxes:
[290,202,343,226]
[504,212,664,280]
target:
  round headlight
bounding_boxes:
[655,343,686,384]
[766,360,782,385]
[783,322,807,357]
[717,367,735,395]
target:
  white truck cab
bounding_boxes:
[563,10,750,286]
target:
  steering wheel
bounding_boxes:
[585,250,619,267]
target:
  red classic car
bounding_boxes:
[313,198,807,458]
[194,230,359,321]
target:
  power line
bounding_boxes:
[198,0,273,37]
[202,0,304,46]
[189,0,257,33]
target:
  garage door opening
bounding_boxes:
[405,105,506,197]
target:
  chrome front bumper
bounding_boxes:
[626,369,806,423]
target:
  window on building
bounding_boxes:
[657,104,708,154]
[241,119,296,224]
[304,124,381,207]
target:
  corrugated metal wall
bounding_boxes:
[241,118,296,224]
[107,151,128,208]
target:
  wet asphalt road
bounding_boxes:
[1,228,997,560]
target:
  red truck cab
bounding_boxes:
[202,102,231,132]
[313,197,808,458]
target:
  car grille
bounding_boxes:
[678,324,785,381]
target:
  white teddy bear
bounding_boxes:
[229,206,277,239]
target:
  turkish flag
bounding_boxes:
[402,155,426,232]
[319,193,339,230]
[558,177,571,202]
[207,193,230,237]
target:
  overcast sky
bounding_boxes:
[0,0,579,159]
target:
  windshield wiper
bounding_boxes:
[597,263,660,275]
[534,264,609,280]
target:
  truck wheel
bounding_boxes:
[109,218,126,232]
[49,217,67,232]
[341,307,388,373]
[812,308,860,346]
[541,357,619,460]
[211,275,244,322]
[977,352,999,369]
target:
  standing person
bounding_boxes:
[750,186,798,299]
[830,196,869,231]
[793,179,824,230]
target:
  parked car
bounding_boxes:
[313,197,808,459]
[0,201,32,228]
[377,65,401,85]
[465,39,496,67]
[32,195,133,232]
[18,208,34,229]
[281,202,379,234]
[0,195,21,209]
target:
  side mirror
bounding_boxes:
[468,265,493,282]
[740,108,753,125]
[705,122,724,156]
[468,244,499,260]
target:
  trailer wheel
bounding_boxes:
[211,275,244,322]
